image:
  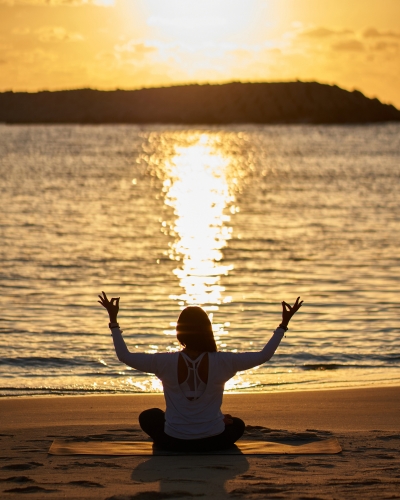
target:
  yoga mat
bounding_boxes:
[49,437,342,456]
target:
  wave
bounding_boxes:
[1,354,398,371]
[0,386,157,397]
[273,353,400,367]
[0,356,110,368]
[300,362,400,371]
[302,363,341,371]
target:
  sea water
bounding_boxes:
[0,124,399,396]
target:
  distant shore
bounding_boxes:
[1,387,399,498]
[1,81,400,125]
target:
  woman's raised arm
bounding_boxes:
[230,297,303,373]
[98,292,158,375]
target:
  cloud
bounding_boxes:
[372,41,399,52]
[1,46,57,65]
[114,41,157,60]
[12,27,31,35]
[297,26,400,55]
[301,27,352,38]
[227,48,256,60]
[363,28,400,39]
[332,40,365,52]
[147,16,227,29]
[225,45,281,62]
[0,0,114,5]
[36,26,84,42]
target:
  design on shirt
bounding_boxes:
[179,352,207,400]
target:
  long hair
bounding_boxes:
[176,306,217,353]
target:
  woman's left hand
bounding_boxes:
[98,291,120,323]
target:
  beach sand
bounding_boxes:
[1,387,399,499]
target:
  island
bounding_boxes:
[1,81,399,124]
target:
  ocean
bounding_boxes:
[1,123,399,397]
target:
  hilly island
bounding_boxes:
[1,81,399,125]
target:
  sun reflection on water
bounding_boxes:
[161,135,237,309]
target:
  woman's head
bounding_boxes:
[176,306,217,353]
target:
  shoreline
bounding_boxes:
[2,378,400,401]
[1,386,399,432]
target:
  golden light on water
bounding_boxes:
[162,135,237,308]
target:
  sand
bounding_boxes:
[1,387,399,499]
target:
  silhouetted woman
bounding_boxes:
[99,293,302,452]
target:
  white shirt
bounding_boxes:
[111,327,285,439]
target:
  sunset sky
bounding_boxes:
[1,0,399,107]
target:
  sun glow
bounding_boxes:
[162,135,236,308]
[144,0,255,45]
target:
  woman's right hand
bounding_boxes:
[98,291,120,323]
[223,414,233,425]
[281,296,303,328]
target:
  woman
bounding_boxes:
[98,292,302,452]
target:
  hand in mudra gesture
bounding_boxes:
[98,291,120,323]
[281,296,303,328]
